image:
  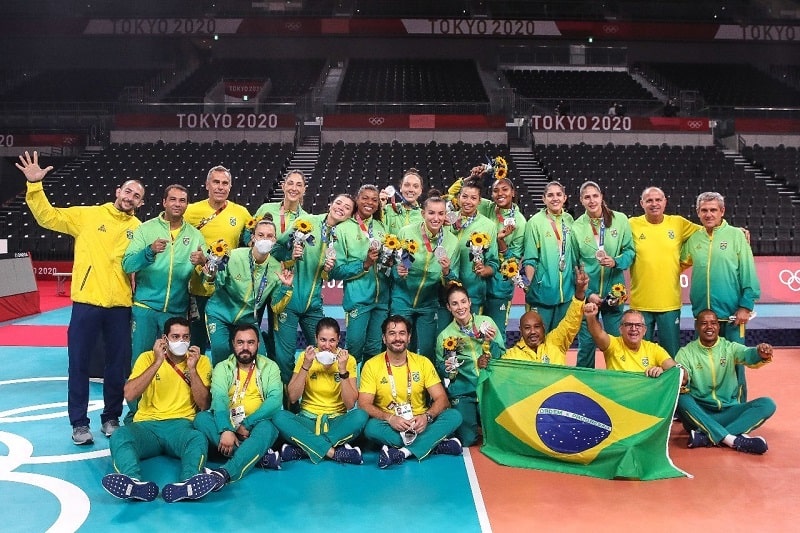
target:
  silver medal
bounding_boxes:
[434,246,448,260]
[595,249,607,261]
[558,256,566,272]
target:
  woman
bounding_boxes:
[481,176,526,346]
[271,194,356,383]
[444,177,499,324]
[392,191,461,360]
[568,181,635,368]
[272,318,367,465]
[435,284,504,447]
[523,181,577,330]
[381,168,424,235]
[250,169,309,241]
[204,218,294,365]
[330,184,389,363]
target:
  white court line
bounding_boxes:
[463,447,492,533]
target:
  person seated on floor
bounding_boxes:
[101,317,217,503]
[194,323,283,489]
[676,309,776,454]
[584,306,676,377]
[502,266,588,365]
[360,315,463,469]
[272,317,368,465]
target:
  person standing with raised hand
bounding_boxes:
[18,150,144,445]
[380,168,424,236]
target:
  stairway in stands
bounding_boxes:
[271,135,320,202]
[721,148,799,204]
[510,145,547,215]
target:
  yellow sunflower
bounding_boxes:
[294,219,313,233]
[502,258,519,277]
[470,232,491,248]
[383,234,401,250]
[443,336,459,351]
[493,156,508,180]
[496,166,508,180]
[404,239,419,254]
[245,217,258,230]
[611,283,627,297]
[211,239,228,257]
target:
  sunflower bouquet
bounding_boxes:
[442,336,464,380]
[484,155,508,180]
[604,283,628,307]
[375,233,401,273]
[292,219,315,249]
[467,232,491,265]
[499,257,530,290]
[205,239,230,274]
[395,238,418,270]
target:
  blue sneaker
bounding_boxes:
[162,473,219,503]
[687,430,711,448]
[204,467,229,492]
[378,445,405,469]
[102,473,158,502]
[257,449,282,470]
[280,443,308,463]
[433,437,463,456]
[332,445,363,465]
[733,435,768,455]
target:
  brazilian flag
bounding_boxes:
[478,359,689,480]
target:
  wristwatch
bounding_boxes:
[425,412,435,423]
[339,371,350,379]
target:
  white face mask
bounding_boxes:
[254,239,274,255]
[168,340,190,356]
[315,350,337,366]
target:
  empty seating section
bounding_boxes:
[166,59,325,101]
[338,60,489,104]
[646,63,800,108]
[4,142,293,259]
[743,145,800,191]
[309,140,518,212]
[1,69,161,103]
[533,143,797,255]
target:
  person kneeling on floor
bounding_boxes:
[676,309,776,454]
[102,317,217,503]
[359,315,463,469]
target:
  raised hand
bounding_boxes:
[16,151,53,183]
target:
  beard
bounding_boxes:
[235,350,256,365]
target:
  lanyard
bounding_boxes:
[321,222,336,245]
[279,201,300,233]
[384,353,412,404]
[547,212,567,260]
[196,201,227,230]
[591,218,606,251]
[421,223,444,253]
[454,213,476,231]
[249,253,270,320]
[495,205,516,223]
[458,317,480,338]
[165,357,191,386]
[355,214,373,239]
[231,363,256,405]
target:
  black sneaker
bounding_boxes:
[687,430,712,448]
[433,437,463,456]
[162,473,219,503]
[280,443,308,463]
[733,435,768,455]
[101,473,158,502]
[378,445,405,469]
[332,445,363,465]
[257,449,282,470]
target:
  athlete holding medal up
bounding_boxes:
[569,181,635,368]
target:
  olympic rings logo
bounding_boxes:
[687,120,704,129]
[368,116,385,126]
[285,22,302,31]
[602,25,619,33]
[779,269,800,292]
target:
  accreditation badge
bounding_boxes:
[394,402,413,420]
[229,405,245,427]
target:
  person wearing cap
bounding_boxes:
[272,318,368,465]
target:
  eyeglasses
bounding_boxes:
[621,322,645,329]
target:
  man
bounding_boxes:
[17,150,144,444]
[585,307,676,377]
[194,324,283,488]
[123,184,206,363]
[682,192,760,344]
[184,165,251,352]
[101,317,217,503]
[675,310,775,454]
[629,186,699,356]
[502,266,587,365]
[359,315,463,468]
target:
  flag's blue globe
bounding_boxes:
[536,392,612,454]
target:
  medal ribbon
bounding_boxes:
[421,223,444,253]
[196,201,228,230]
[249,253,270,320]
[384,353,412,405]
[166,358,191,386]
[547,213,567,263]
[231,362,256,406]
[591,218,606,251]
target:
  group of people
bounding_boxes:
[15,146,777,502]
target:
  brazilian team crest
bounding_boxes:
[350,309,359,319]
[610,229,618,238]
[278,312,288,323]
[411,371,420,382]
[230,217,237,226]
[641,357,650,367]
[720,241,728,250]
[667,230,675,239]
[183,237,190,246]
[126,229,134,240]
[719,357,727,367]
[208,322,217,334]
